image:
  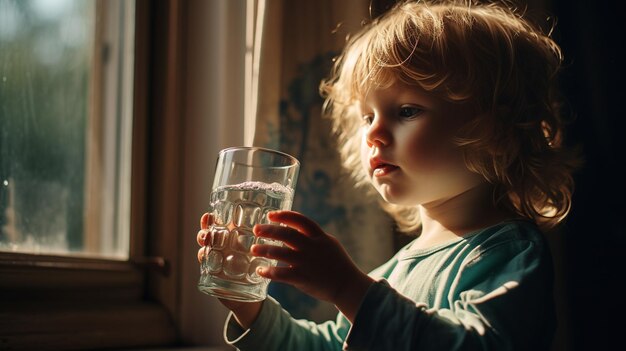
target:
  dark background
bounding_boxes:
[552,0,626,349]
[370,0,626,349]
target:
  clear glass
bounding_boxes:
[0,0,135,258]
[198,147,300,302]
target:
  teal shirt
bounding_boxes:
[224,219,556,350]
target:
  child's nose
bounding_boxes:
[365,116,392,148]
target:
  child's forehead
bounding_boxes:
[347,73,404,103]
[353,81,443,105]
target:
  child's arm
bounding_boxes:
[223,294,352,350]
[342,237,555,350]
[253,211,555,350]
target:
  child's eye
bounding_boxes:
[398,106,423,119]
[362,115,374,125]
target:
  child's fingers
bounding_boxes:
[200,213,209,229]
[197,246,208,263]
[257,265,296,282]
[253,224,307,249]
[251,244,300,264]
[197,229,210,247]
[200,213,214,230]
[267,211,324,238]
[198,213,214,248]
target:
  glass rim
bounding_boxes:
[218,146,300,168]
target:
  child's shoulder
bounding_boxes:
[463,218,549,262]
[471,218,545,244]
[367,219,548,279]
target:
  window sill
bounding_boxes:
[0,301,177,350]
[0,252,177,350]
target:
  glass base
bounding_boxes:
[198,275,267,302]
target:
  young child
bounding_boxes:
[197,1,580,349]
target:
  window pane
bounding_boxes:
[0,0,134,259]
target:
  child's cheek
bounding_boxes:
[403,124,452,172]
[360,131,373,171]
[406,116,467,173]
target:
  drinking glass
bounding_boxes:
[198,146,300,301]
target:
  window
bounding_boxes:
[0,0,134,259]
[1,0,248,348]
[0,0,180,349]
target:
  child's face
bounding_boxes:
[358,82,484,206]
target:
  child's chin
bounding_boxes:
[377,186,416,206]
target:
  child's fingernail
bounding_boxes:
[268,211,280,218]
[256,267,266,275]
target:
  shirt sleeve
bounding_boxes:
[344,238,556,351]
[223,295,348,351]
[222,253,400,351]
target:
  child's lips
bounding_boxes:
[373,164,399,177]
[369,157,399,177]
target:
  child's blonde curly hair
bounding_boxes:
[320,0,581,233]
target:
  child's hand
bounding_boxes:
[197,213,262,328]
[252,211,374,322]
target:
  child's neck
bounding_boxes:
[412,183,520,250]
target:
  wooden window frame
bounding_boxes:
[0,0,185,349]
